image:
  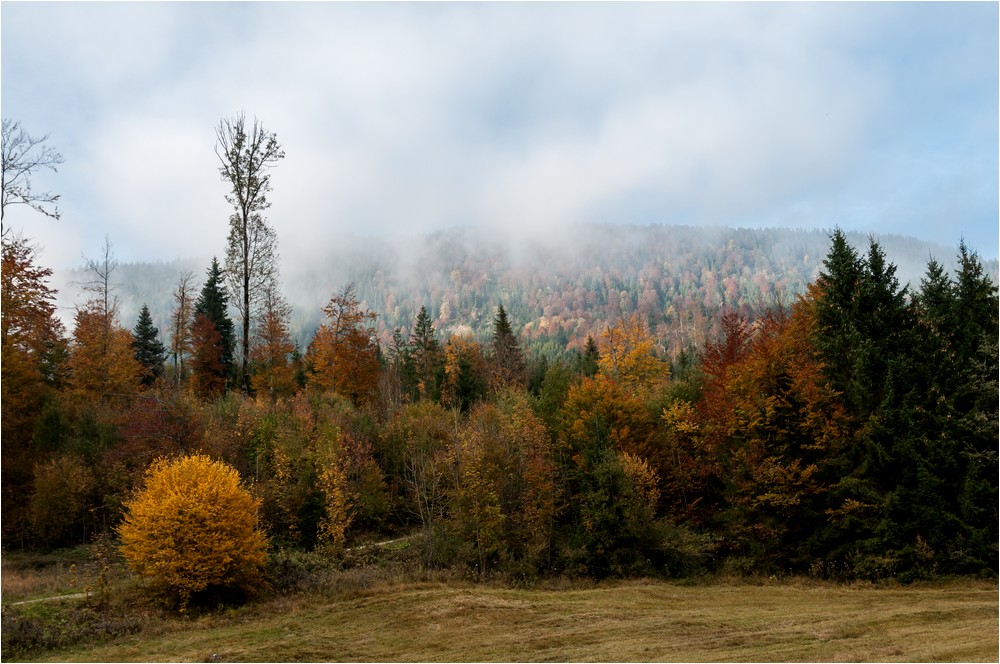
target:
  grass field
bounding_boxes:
[11,577,997,662]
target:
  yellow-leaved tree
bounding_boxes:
[598,312,669,391]
[117,454,268,608]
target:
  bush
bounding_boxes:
[30,454,95,547]
[117,454,268,608]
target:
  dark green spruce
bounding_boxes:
[131,304,166,386]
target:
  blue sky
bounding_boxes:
[2,1,997,270]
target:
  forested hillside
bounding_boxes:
[5,221,996,591]
[62,224,998,358]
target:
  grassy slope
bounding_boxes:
[34,579,998,663]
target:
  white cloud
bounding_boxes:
[2,1,996,268]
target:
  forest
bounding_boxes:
[4,222,997,588]
[2,114,997,613]
[66,223,999,362]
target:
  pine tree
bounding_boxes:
[132,304,166,387]
[490,304,525,391]
[813,229,864,408]
[408,306,443,401]
[576,335,600,377]
[192,257,235,393]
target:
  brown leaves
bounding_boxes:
[308,284,380,406]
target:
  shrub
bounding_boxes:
[30,454,95,547]
[117,453,268,607]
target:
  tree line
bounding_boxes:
[2,114,996,582]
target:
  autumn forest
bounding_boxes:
[2,115,997,603]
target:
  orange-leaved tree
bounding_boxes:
[1,234,67,544]
[65,301,141,409]
[700,302,848,570]
[117,453,268,608]
[250,282,297,399]
[307,283,380,405]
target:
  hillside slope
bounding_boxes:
[59,224,997,356]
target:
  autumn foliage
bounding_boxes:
[117,454,268,606]
[308,284,380,405]
[2,228,996,586]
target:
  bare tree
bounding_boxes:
[215,112,284,392]
[78,235,121,343]
[170,270,197,386]
[1,119,65,235]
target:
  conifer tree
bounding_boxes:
[408,306,443,401]
[132,304,166,386]
[489,304,525,391]
[813,229,864,408]
[576,335,600,377]
[191,257,235,394]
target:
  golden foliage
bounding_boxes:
[117,453,268,607]
[618,450,660,520]
[598,312,669,390]
[308,285,380,405]
[317,460,353,553]
[66,303,141,408]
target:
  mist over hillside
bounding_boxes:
[58,224,998,358]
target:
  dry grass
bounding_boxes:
[27,577,998,662]
[1,548,93,603]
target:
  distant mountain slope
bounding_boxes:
[60,224,998,358]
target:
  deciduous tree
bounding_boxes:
[250,282,296,399]
[308,283,380,406]
[1,119,64,233]
[1,233,67,545]
[598,312,668,390]
[118,454,268,608]
[169,270,196,386]
[441,333,488,412]
[66,301,142,407]
[216,112,284,392]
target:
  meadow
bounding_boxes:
[3,546,996,662]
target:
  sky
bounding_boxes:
[2,1,998,274]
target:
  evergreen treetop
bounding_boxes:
[132,303,166,386]
[194,257,236,372]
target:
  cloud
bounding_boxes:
[2,1,996,270]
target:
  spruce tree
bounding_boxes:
[813,229,864,408]
[490,304,525,390]
[408,306,442,401]
[192,257,236,391]
[576,335,600,377]
[132,304,166,386]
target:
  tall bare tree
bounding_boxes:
[216,112,285,392]
[1,119,64,235]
